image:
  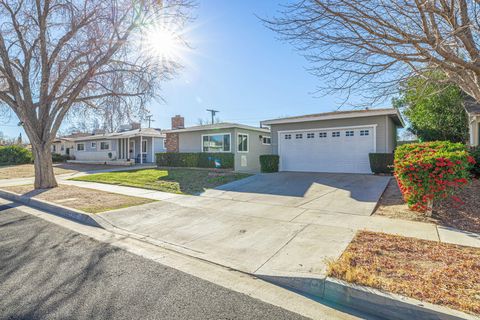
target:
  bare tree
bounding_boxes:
[0,0,193,188]
[265,0,480,104]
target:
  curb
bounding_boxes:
[0,189,105,228]
[259,276,476,320]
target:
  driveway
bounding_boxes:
[94,172,392,292]
[201,172,390,216]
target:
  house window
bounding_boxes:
[262,136,271,145]
[52,145,56,152]
[163,138,166,149]
[307,133,315,139]
[295,133,303,139]
[61,145,64,151]
[142,140,147,153]
[77,143,85,151]
[285,134,292,140]
[360,130,370,136]
[91,142,97,149]
[319,132,327,138]
[332,131,340,137]
[202,133,231,152]
[346,131,354,137]
[100,141,110,150]
[238,133,248,152]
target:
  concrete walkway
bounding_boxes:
[2,173,480,286]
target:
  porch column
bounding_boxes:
[151,137,155,163]
[127,137,130,160]
[140,135,143,164]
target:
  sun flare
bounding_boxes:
[139,22,186,63]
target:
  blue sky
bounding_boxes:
[1,0,378,140]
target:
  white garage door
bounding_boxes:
[278,126,375,173]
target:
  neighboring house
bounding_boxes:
[261,108,404,174]
[464,99,480,147]
[165,115,271,172]
[51,132,90,156]
[53,125,166,165]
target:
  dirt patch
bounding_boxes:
[1,184,154,213]
[374,178,480,233]
[328,231,480,315]
[0,163,120,180]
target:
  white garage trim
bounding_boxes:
[277,124,377,173]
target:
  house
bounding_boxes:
[54,124,166,165]
[464,99,480,147]
[261,108,404,174]
[165,115,271,172]
[51,132,91,156]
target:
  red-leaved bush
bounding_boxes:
[394,141,475,212]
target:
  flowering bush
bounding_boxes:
[394,141,475,212]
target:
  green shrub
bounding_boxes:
[0,145,33,165]
[469,147,480,177]
[156,152,234,169]
[259,155,279,173]
[369,153,394,174]
[51,153,72,163]
[394,141,475,212]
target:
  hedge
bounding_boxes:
[52,153,73,163]
[469,147,480,177]
[394,141,475,212]
[369,153,394,174]
[156,152,234,169]
[259,155,279,173]
[0,145,33,165]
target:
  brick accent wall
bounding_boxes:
[166,132,179,152]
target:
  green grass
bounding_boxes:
[71,168,251,195]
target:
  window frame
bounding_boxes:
[284,134,292,140]
[237,133,249,153]
[345,130,354,137]
[319,132,327,138]
[306,133,315,139]
[332,131,340,138]
[99,141,111,151]
[360,129,370,136]
[76,143,85,151]
[91,142,97,149]
[295,133,303,139]
[201,133,231,153]
[142,140,147,153]
[262,136,271,145]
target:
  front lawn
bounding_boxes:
[328,231,480,316]
[0,163,118,180]
[1,184,154,213]
[71,168,251,195]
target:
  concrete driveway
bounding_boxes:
[96,172,392,293]
[201,172,390,216]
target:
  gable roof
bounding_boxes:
[261,108,405,127]
[464,98,480,115]
[165,122,270,133]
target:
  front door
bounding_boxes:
[129,141,135,160]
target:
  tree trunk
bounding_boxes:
[33,143,58,189]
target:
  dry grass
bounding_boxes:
[2,184,154,213]
[375,178,480,233]
[328,231,480,315]
[0,163,117,179]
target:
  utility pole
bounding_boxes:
[146,115,154,128]
[206,109,219,124]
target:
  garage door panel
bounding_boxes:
[279,127,374,174]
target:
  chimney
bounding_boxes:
[171,115,185,130]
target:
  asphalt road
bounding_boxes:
[0,205,308,320]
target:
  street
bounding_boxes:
[0,205,308,320]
